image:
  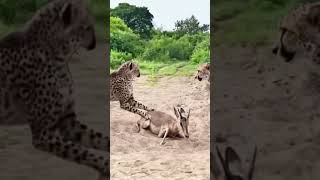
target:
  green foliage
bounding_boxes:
[111,3,154,39]
[110,16,144,57]
[174,15,209,37]
[213,0,310,46]
[109,3,209,77]
[141,35,195,62]
[191,36,210,64]
[110,50,133,69]
[0,0,106,40]
[0,0,46,25]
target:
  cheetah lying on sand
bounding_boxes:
[0,0,108,177]
[136,104,190,145]
[110,60,154,120]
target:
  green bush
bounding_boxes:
[0,0,106,40]
[110,50,133,69]
[191,36,210,64]
[141,34,196,62]
[110,16,144,57]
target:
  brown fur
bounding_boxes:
[136,105,190,145]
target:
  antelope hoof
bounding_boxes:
[160,141,166,145]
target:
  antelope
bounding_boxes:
[136,104,190,145]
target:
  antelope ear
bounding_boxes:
[216,146,230,178]
[60,2,72,28]
[225,147,242,176]
[307,4,320,25]
[248,146,257,180]
[174,107,181,119]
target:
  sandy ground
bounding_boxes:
[0,43,108,180]
[213,46,320,180]
[111,76,210,180]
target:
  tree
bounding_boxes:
[111,3,154,39]
[174,15,209,37]
[110,16,144,57]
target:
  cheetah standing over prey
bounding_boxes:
[195,63,210,82]
[110,60,154,120]
[0,0,108,177]
[272,2,320,64]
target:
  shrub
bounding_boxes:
[110,50,133,69]
[191,36,210,64]
[110,16,144,57]
[141,34,196,62]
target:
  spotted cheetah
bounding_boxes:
[110,60,154,120]
[0,0,108,177]
[195,63,210,82]
[272,2,320,64]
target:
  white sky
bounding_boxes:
[110,0,210,31]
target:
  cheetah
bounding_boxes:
[110,60,154,120]
[0,0,109,177]
[272,2,320,64]
[195,63,210,82]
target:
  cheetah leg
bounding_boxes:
[32,130,109,176]
[56,112,109,152]
[128,98,154,111]
[26,90,109,176]
[120,102,151,120]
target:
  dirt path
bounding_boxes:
[111,76,210,180]
[0,43,108,180]
[213,46,320,180]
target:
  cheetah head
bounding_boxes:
[195,63,210,81]
[128,61,141,78]
[53,0,96,51]
[272,3,320,63]
[119,60,141,78]
[272,28,299,63]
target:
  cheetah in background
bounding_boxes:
[195,63,210,82]
[0,0,108,177]
[110,60,154,120]
[272,2,320,64]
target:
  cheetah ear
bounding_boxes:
[205,63,210,70]
[307,4,320,25]
[129,62,133,70]
[174,107,181,119]
[60,2,72,28]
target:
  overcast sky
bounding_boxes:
[110,0,210,31]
